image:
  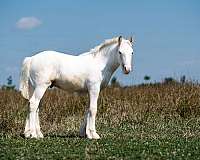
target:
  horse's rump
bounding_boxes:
[19,57,32,100]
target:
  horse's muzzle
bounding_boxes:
[122,65,131,74]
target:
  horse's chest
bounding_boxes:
[101,72,112,88]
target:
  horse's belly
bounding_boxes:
[53,78,86,92]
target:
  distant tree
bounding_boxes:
[180,75,186,84]
[144,75,151,82]
[110,76,120,87]
[7,76,13,85]
[163,77,176,84]
[2,75,16,90]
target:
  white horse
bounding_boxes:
[19,36,134,139]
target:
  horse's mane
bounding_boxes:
[91,37,119,53]
[81,37,119,57]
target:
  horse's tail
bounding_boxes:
[19,57,32,100]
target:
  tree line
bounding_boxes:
[0,75,190,90]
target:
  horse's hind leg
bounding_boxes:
[24,83,34,138]
[35,108,43,138]
[25,85,48,138]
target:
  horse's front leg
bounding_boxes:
[80,83,100,139]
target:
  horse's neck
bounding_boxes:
[104,53,119,74]
[96,45,120,84]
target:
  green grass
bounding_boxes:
[1,83,200,159]
[1,123,200,159]
[1,116,200,159]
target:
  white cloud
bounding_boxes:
[16,17,42,30]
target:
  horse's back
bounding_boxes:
[28,51,94,90]
[31,50,76,62]
[30,50,78,69]
[28,51,71,85]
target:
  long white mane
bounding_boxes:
[81,37,119,57]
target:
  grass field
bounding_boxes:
[0,82,200,159]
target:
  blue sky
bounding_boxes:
[0,0,200,86]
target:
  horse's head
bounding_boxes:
[117,36,134,74]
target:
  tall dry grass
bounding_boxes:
[0,82,200,137]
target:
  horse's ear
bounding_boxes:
[129,36,136,45]
[118,36,122,45]
[129,36,133,43]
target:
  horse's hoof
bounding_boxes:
[24,131,31,138]
[24,133,31,138]
[25,131,38,139]
[80,133,86,138]
[37,133,44,138]
[36,130,44,138]
[30,134,38,139]
[91,132,100,139]
[86,131,100,139]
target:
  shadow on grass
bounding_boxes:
[45,131,80,139]
[18,131,81,139]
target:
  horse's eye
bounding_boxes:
[119,51,122,55]
[132,52,134,55]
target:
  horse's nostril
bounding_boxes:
[122,65,130,74]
